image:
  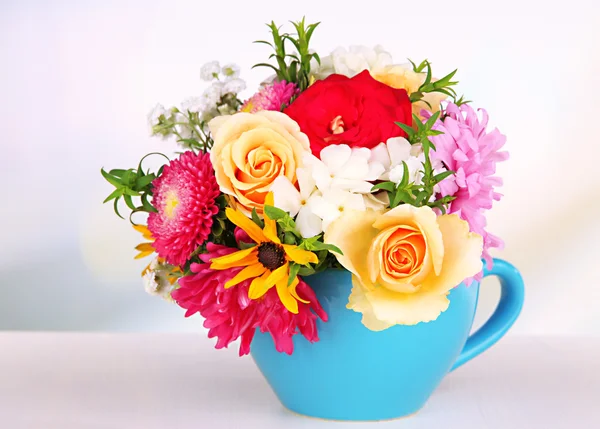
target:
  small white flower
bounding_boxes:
[313,45,393,79]
[221,63,241,80]
[143,258,176,302]
[303,145,385,194]
[203,82,224,106]
[173,113,193,139]
[223,78,246,95]
[181,96,208,114]
[147,103,168,130]
[200,61,221,81]
[311,188,366,232]
[271,169,322,238]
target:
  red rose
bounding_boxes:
[284,70,412,157]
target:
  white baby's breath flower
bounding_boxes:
[173,113,193,139]
[143,258,177,302]
[271,168,322,238]
[221,63,241,80]
[202,82,223,107]
[181,96,208,114]
[312,45,393,79]
[200,61,221,81]
[223,78,246,95]
[147,103,168,130]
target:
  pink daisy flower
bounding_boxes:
[241,80,299,113]
[426,103,509,281]
[148,151,220,266]
[171,243,327,356]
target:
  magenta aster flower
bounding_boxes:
[171,243,327,356]
[426,103,509,281]
[241,80,299,113]
[148,151,220,266]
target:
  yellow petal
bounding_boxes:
[133,224,153,240]
[422,214,483,294]
[263,192,281,244]
[135,249,155,260]
[210,247,257,269]
[225,208,268,244]
[224,263,267,289]
[288,276,310,304]
[248,271,272,300]
[324,209,381,290]
[276,276,299,314]
[282,244,318,265]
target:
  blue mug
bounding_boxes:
[251,258,524,421]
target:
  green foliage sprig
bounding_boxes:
[372,113,455,213]
[408,59,459,107]
[262,205,343,281]
[151,108,215,153]
[253,17,321,92]
[101,152,168,219]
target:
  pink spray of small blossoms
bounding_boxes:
[425,103,509,283]
[171,242,328,356]
[241,80,299,113]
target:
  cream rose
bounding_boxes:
[372,64,448,119]
[325,205,483,330]
[208,111,311,215]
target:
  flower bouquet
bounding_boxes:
[101,18,524,421]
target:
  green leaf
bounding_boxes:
[433,170,455,182]
[251,208,264,228]
[101,168,122,188]
[135,174,155,190]
[399,161,410,188]
[141,193,157,213]
[371,181,396,192]
[310,242,343,255]
[425,111,441,129]
[122,188,141,197]
[103,187,123,203]
[253,40,274,48]
[123,194,136,210]
[297,266,315,276]
[113,198,124,219]
[287,263,301,286]
[252,63,281,74]
[264,205,287,221]
[109,169,127,178]
[395,121,415,138]
[422,61,432,87]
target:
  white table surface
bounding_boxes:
[0,333,598,428]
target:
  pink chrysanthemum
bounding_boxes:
[426,103,509,282]
[171,243,327,356]
[148,151,220,266]
[241,80,299,113]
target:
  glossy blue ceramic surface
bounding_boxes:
[251,258,524,421]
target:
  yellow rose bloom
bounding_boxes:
[325,205,483,330]
[372,64,448,119]
[209,111,311,216]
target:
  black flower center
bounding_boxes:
[257,242,286,271]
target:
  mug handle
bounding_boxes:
[451,258,525,371]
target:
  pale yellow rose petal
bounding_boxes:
[346,275,393,331]
[364,285,451,326]
[422,214,483,294]
[325,209,381,290]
